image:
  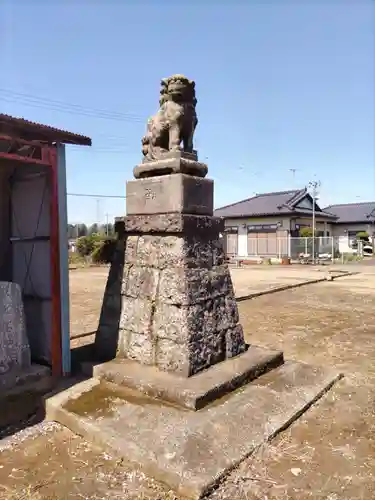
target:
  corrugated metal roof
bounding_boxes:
[323,202,375,224]
[0,113,92,146]
[214,188,336,219]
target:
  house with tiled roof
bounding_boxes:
[323,201,375,250]
[214,188,374,258]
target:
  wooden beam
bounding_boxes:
[0,152,49,166]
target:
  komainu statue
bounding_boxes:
[141,75,198,161]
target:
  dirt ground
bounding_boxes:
[1,265,375,499]
[69,264,361,340]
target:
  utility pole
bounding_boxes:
[105,213,109,236]
[308,180,321,264]
[96,198,101,231]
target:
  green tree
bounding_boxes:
[77,223,88,237]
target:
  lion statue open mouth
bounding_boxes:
[141,74,198,161]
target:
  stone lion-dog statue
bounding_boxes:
[141,74,198,161]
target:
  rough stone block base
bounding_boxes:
[95,213,247,376]
[46,360,342,499]
[116,228,246,376]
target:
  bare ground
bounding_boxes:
[1,267,375,499]
[69,265,358,341]
[213,277,375,500]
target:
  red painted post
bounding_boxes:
[44,145,62,377]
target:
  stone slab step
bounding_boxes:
[81,345,284,410]
[46,360,342,499]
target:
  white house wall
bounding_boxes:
[331,223,374,254]
[332,223,373,237]
[224,217,291,257]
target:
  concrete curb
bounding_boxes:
[236,271,358,302]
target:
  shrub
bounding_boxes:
[76,233,102,257]
[299,227,313,238]
[91,238,116,264]
[357,231,369,242]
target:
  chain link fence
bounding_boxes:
[238,236,372,263]
[289,236,339,260]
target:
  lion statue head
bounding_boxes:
[159,74,197,107]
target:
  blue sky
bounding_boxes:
[1,1,374,224]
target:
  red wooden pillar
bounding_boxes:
[43,145,62,377]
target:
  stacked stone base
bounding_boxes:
[99,214,246,377]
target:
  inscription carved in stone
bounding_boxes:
[144,188,156,200]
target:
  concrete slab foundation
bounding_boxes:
[82,345,284,410]
[46,359,341,499]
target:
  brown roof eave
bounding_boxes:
[334,220,374,225]
[216,210,337,220]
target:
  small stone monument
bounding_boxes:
[0,281,52,428]
[0,281,31,375]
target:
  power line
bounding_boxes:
[0,88,145,123]
[0,95,144,123]
[0,88,143,120]
[0,88,147,154]
[67,147,133,154]
[67,193,126,199]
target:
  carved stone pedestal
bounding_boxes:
[95,171,248,376]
